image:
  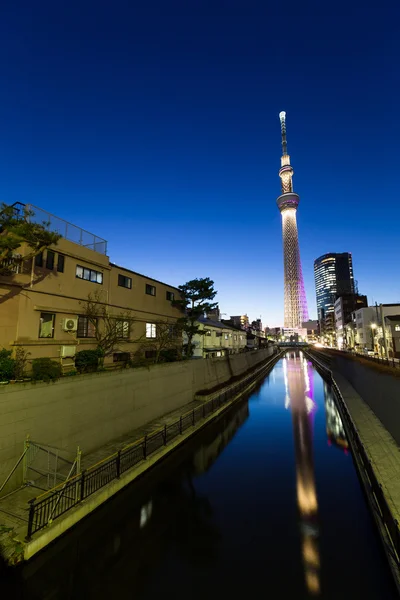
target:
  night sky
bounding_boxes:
[1,3,398,326]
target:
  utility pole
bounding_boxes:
[380,303,389,359]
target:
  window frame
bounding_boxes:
[118,274,132,289]
[166,291,174,301]
[116,319,130,339]
[146,323,157,338]
[57,253,65,273]
[35,252,43,267]
[145,284,156,296]
[39,312,55,338]
[77,315,96,338]
[46,250,55,270]
[76,265,103,284]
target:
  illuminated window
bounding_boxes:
[146,323,156,338]
[395,325,400,332]
[116,320,130,339]
[39,313,55,338]
[76,265,103,284]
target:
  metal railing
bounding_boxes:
[305,350,400,566]
[26,350,282,539]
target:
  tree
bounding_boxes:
[144,320,183,363]
[0,203,61,275]
[173,277,218,357]
[79,291,142,364]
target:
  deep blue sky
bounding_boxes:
[1,3,398,326]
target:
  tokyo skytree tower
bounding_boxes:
[277,111,309,328]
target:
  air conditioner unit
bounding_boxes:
[61,345,77,358]
[62,318,78,332]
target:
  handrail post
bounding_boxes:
[116,450,121,478]
[179,416,183,434]
[192,409,195,426]
[26,498,36,541]
[163,424,167,445]
[80,470,86,501]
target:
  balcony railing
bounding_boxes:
[7,202,108,255]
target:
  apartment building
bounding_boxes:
[0,204,182,367]
[188,317,247,358]
[347,305,400,353]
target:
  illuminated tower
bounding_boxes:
[277,111,309,327]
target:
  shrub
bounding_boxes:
[75,349,101,373]
[0,349,15,381]
[13,347,30,380]
[159,348,180,363]
[31,358,62,382]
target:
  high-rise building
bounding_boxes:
[276,112,309,328]
[230,315,249,330]
[314,253,355,325]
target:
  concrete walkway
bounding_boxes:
[333,371,400,524]
[0,399,202,536]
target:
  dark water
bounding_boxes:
[2,351,397,599]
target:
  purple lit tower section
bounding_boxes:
[277,111,309,328]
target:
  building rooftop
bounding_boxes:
[9,202,108,255]
[199,317,239,331]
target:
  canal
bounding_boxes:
[2,351,397,599]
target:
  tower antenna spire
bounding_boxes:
[279,111,288,156]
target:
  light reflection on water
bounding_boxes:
[3,351,396,600]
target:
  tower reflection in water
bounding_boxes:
[284,352,320,596]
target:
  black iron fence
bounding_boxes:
[26,350,282,540]
[305,350,400,567]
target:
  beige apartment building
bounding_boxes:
[0,204,182,368]
[187,317,247,358]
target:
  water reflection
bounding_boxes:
[285,351,320,596]
[323,382,349,453]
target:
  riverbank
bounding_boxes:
[305,349,400,590]
[0,350,283,565]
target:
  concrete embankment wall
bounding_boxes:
[0,347,276,492]
[310,350,400,446]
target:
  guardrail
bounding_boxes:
[305,350,400,567]
[26,350,282,540]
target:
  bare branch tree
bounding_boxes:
[79,291,143,364]
[144,320,182,363]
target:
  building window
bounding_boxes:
[205,330,212,336]
[76,265,103,284]
[224,334,229,340]
[39,313,55,338]
[146,284,156,296]
[116,320,130,339]
[113,352,130,363]
[234,335,237,341]
[46,251,55,270]
[118,274,132,289]
[57,254,65,273]
[77,316,96,338]
[35,252,43,267]
[395,325,400,332]
[215,332,222,338]
[146,323,156,338]
[166,291,174,301]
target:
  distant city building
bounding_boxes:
[346,304,400,353]
[230,314,249,330]
[314,252,354,341]
[334,294,368,348]
[187,317,247,358]
[276,111,309,328]
[251,318,263,332]
[302,320,319,342]
[384,315,400,359]
[206,306,221,321]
